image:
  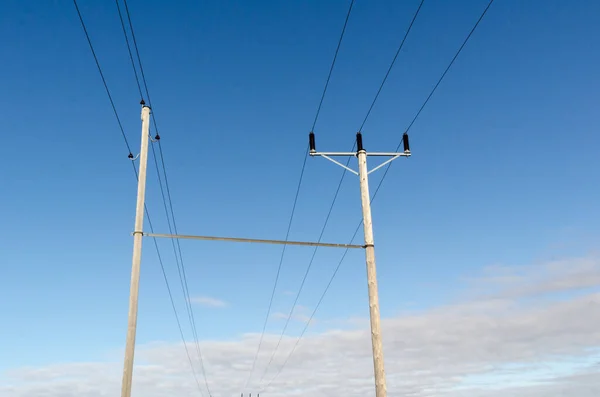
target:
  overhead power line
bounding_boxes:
[358,0,426,132]
[73,1,204,394]
[122,0,161,137]
[260,0,496,390]
[115,0,143,100]
[259,222,362,393]
[256,160,349,386]
[116,0,213,395]
[73,0,133,156]
[134,165,206,396]
[311,0,356,132]
[122,0,151,104]
[243,0,356,392]
[256,0,426,388]
[377,0,496,196]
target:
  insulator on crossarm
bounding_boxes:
[309,132,316,153]
[403,132,410,153]
[356,132,364,152]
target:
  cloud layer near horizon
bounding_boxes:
[2,256,599,397]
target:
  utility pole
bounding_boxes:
[121,101,151,397]
[309,131,410,397]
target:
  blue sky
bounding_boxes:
[1,0,599,394]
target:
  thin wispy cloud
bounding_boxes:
[464,256,600,300]
[189,296,228,308]
[271,304,312,324]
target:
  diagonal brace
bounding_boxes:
[368,155,401,175]
[320,154,359,175]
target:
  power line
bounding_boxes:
[122,0,161,136]
[377,0,496,196]
[149,140,212,396]
[117,1,212,395]
[260,222,362,393]
[242,151,307,391]
[122,0,151,103]
[311,0,356,132]
[135,164,206,397]
[73,0,133,156]
[256,160,348,386]
[244,0,356,392]
[260,0,496,390]
[154,140,213,397]
[73,1,204,394]
[358,0,426,132]
[115,0,143,100]
[256,0,426,386]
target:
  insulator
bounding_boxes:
[356,132,364,152]
[309,132,316,152]
[402,132,410,152]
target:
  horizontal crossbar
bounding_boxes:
[310,151,410,157]
[143,233,364,249]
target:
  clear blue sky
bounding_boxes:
[0,0,598,374]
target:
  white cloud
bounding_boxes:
[189,296,228,308]
[271,304,312,324]
[2,256,600,397]
[470,256,600,293]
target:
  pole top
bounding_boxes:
[356,132,364,152]
[402,132,410,153]
[309,131,316,153]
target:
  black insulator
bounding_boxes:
[356,132,364,152]
[309,132,316,152]
[154,134,161,141]
[140,99,146,106]
[127,153,134,159]
[402,132,410,152]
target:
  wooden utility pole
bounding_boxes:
[309,131,411,397]
[356,133,386,397]
[121,102,151,397]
